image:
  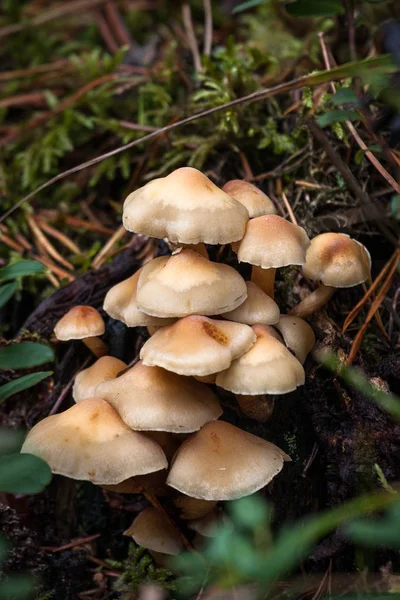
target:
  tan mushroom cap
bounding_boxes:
[216,324,305,395]
[54,306,105,340]
[167,420,290,501]
[73,356,126,402]
[140,315,256,376]
[136,250,247,318]
[123,167,249,244]
[124,507,183,555]
[103,268,175,327]
[222,180,276,218]
[96,361,222,433]
[21,398,167,485]
[224,281,280,325]
[174,495,217,520]
[236,215,310,268]
[302,233,371,287]
[275,315,316,364]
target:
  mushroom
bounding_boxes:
[21,398,167,485]
[223,281,280,325]
[289,233,371,318]
[275,315,316,364]
[235,215,310,298]
[73,356,127,402]
[235,394,275,423]
[136,249,247,318]
[167,420,290,501]
[140,315,256,377]
[222,180,276,218]
[173,495,217,520]
[96,361,222,433]
[123,167,249,245]
[54,305,108,357]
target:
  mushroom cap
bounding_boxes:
[236,215,310,268]
[103,268,175,327]
[140,315,256,376]
[136,250,247,318]
[73,356,127,402]
[216,324,305,395]
[21,398,167,485]
[124,507,183,555]
[174,495,217,520]
[187,510,223,537]
[222,180,276,218]
[223,281,280,325]
[123,167,249,244]
[54,306,105,341]
[302,233,371,287]
[167,420,290,500]
[275,315,316,364]
[96,361,222,433]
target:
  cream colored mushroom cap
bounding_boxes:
[275,315,316,364]
[73,356,127,402]
[216,324,305,395]
[123,167,249,244]
[54,306,105,340]
[222,180,276,218]
[103,268,175,327]
[302,233,371,287]
[236,215,310,268]
[136,250,247,318]
[167,420,290,501]
[224,281,280,325]
[21,398,167,485]
[96,361,222,433]
[125,507,183,555]
[140,315,256,376]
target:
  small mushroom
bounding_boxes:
[235,394,275,423]
[224,281,280,325]
[222,180,276,218]
[124,507,183,563]
[54,305,107,357]
[235,215,310,298]
[73,356,127,402]
[136,249,247,318]
[123,167,249,245]
[140,315,256,376]
[290,233,371,318]
[21,398,167,485]
[167,420,290,501]
[173,495,217,520]
[96,361,222,433]
[275,315,316,364]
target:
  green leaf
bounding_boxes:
[0,281,18,309]
[0,428,26,456]
[0,453,52,494]
[229,495,271,530]
[0,574,35,599]
[0,260,46,281]
[316,109,360,127]
[0,343,54,370]
[286,0,344,17]
[327,88,361,106]
[232,0,265,13]
[0,371,53,405]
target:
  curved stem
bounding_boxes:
[236,394,275,422]
[82,336,108,358]
[289,283,336,318]
[251,266,276,298]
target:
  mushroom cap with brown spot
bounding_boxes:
[54,306,105,341]
[103,268,176,327]
[275,315,316,364]
[123,167,249,244]
[167,420,290,501]
[222,180,276,218]
[216,324,305,395]
[140,315,256,376]
[96,361,222,433]
[124,507,183,555]
[21,398,167,485]
[236,215,310,268]
[136,250,247,318]
[73,356,127,403]
[224,281,280,325]
[302,233,371,287]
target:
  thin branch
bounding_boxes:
[182,4,203,74]
[203,0,213,57]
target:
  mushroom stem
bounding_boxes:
[251,266,276,298]
[236,394,275,422]
[289,283,336,318]
[171,242,208,259]
[82,336,108,358]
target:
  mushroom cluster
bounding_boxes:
[22,167,371,563]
